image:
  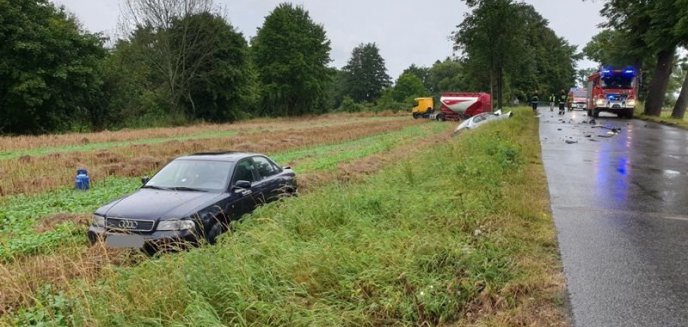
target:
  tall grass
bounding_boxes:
[4,109,566,326]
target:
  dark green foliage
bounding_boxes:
[595,0,685,115]
[427,59,466,93]
[342,43,392,103]
[0,0,107,134]
[169,13,257,122]
[455,1,576,106]
[392,72,426,103]
[100,12,257,127]
[252,3,333,116]
[402,64,431,92]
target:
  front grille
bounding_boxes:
[106,217,155,232]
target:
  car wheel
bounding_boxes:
[436,114,445,121]
[593,109,600,118]
[206,223,224,245]
[587,109,592,116]
[626,110,634,119]
[412,113,420,119]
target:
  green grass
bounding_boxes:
[272,123,448,171]
[637,110,688,129]
[0,177,140,261]
[0,123,450,261]
[5,110,565,326]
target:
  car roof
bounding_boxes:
[174,151,261,162]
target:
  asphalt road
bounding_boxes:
[539,108,688,327]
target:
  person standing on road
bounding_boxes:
[549,93,555,112]
[557,89,567,115]
[530,93,539,112]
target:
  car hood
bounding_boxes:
[101,189,224,220]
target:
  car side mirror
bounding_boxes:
[232,180,251,191]
[141,176,150,185]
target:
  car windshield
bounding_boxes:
[601,75,634,89]
[145,159,234,192]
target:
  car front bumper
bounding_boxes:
[87,226,200,252]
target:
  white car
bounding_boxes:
[453,110,512,135]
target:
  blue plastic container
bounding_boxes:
[75,168,90,190]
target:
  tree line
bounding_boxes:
[0,0,580,135]
[582,0,688,118]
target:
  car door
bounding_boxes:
[251,156,285,204]
[227,158,259,219]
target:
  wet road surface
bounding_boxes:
[539,109,688,327]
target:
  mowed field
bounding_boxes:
[0,111,568,326]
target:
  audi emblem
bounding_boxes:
[118,219,138,229]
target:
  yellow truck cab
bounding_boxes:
[412,97,434,119]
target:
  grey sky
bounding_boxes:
[53,0,605,79]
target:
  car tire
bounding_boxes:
[412,113,420,119]
[436,114,445,121]
[626,110,634,119]
[587,109,592,116]
[593,109,600,118]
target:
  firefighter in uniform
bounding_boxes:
[557,89,567,115]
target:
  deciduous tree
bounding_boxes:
[252,3,332,116]
[342,43,391,103]
[0,0,107,134]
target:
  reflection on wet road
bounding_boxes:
[539,109,688,327]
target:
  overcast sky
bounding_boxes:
[52,0,605,79]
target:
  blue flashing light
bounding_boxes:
[623,68,637,77]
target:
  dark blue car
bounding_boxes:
[87,152,297,253]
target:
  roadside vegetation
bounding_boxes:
[1,109,567,326]
[638,111,688,130]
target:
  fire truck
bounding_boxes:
[586,66,638,119]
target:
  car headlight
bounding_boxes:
[156,219,195,231]
[626,99,636,107]
[595,99,606,106]
[92,214,105,228]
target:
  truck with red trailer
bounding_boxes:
[430,92,492,121]
[586,66,638,118]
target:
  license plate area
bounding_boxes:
[106,234,145,249]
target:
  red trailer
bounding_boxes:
[432,92,492,121]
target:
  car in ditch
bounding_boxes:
[452,110,512,135]
[87,151,297,253]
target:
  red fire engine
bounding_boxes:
[586,66,638,119]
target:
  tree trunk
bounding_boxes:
[489,69,494,110]
[497,66,503,110]
[671,71,688,119]
[644,47,676,116]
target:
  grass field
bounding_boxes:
[0,111,567,326]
